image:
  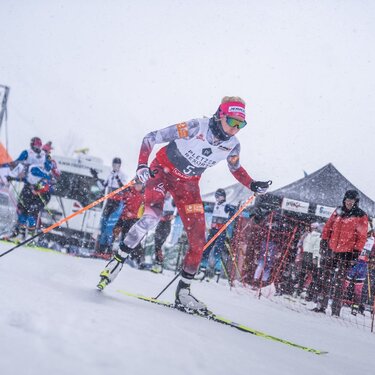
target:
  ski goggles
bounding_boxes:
[226,116,247,129]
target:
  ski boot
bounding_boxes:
[151,249,164,273]
[311,301,326,314]
[195,267,207,282]
[358,304,365,315]
[214,270,221,283]
[26,230,38,247]
[175,278,207,313]
[151,261,163,274]
[97,250,128,290]
[1,226,25,243]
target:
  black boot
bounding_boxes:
[175,278,207,312]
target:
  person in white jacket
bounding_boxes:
[294,222,322,300]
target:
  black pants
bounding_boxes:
[116,218,144,263]
[154,220,171,262]
[317,250,358,313]
[296,253,320,299]
[17,184,50,229]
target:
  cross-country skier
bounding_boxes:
[4,159,53,241]
[91,157,128,254]
[97,96,271,311]
[198,188,235,281]
[0,137,47,177]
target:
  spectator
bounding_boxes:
[313,190,368,316]
[294,222,322,301]
[365,226,375,307]
[253,236,280,289]
[343,223,374,315]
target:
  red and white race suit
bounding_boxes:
[123,117,253,275]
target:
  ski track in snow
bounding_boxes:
[0,243,374,375]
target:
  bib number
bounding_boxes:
[183,165,196,175]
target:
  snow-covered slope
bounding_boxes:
[0,244,374,375]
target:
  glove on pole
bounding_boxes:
[0,179,135,258]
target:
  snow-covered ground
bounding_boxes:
[0,243,374,375]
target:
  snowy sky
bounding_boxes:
[0,0,374,197]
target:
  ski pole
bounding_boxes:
[258,211,274,298]
[367,265,372,302]
[154,271,181,299]
[154,190,264,299]
[0,179,135,258]
[224,233,243,283]
[8,179,25,209]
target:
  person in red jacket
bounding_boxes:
[313,190,368,316]
[97,96,271,311]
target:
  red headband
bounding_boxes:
[219,101,246,120]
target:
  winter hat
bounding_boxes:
[31,137,42,148]
[112,157,121,164]
[42,141,53,153]
[215,188,226,201]
[219,101,246,120]
[310,222,320,230]
[344,190,359,202]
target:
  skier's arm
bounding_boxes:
[29,166,51,180]
[137,120,200,166]
[0,150,28,168]
[44,154,53,172]
[227,144,271,194]
[15,150,28,163]
[226,144,253,187]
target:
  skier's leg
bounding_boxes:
[171,180,207,310]
[199,229,215,276]
[12,185,35,242]
[98,168,166,289]
[213,231,226,278]
[152,220,171,273]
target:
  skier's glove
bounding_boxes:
[90,168,98,179]
[136,164,153,183]
[250,180,272,194]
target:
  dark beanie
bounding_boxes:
[344,190,359,202]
